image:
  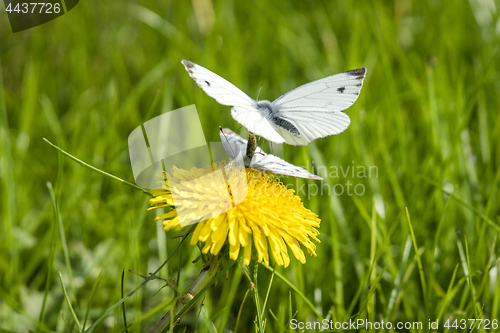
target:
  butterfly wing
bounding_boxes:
[182,60,255,107]
[250,154,322,180]
[182,60,285,143]
[231,107,285,143]
[220,128,264,160]
[220,128,322,180]
[271,68,366,145]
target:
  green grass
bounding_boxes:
[1,0,500,332]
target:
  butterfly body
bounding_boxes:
[244,131,257,166]
[253,100,301,137]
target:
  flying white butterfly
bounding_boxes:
[182,60,366,145]
[220,128,322,180]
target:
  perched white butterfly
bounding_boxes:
[183,60,366,145]
[220,128,322,180]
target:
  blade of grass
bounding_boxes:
[268,309,287,333]
[234,289,250,333]
[124,297,176,329]
[261,264,277,328]
[288,291,292,333]
[477,236,496,299]
[406,208,428,313]
[453,45,498,139]
[484,164,500,216]
[253,261,264,333]
[350,264,389,320]
[261,263,323,320]
[209,322,219,333]
[37,183,59,332]
[58,272,82,331]
[437,264,460,320]
[0,287,52,333]
[121,270,129,333]
[217,267,242,332]
[346,244,387,317]
[82,272,103,332]
[164,261,237,332]
[428,199,452,301]
[492,261,500,321]
[48,182,75,297]
[386,235,412,319]
[85,228,193,332]
[0,63,19,306]
[368,206,377,322]
[61,312,81,333]
[43,138,152,196]
[464,236,479,318]
[420,176,500,232]
[456,231,473,313]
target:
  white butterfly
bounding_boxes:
[182,60,366,145]
[220,128,322,180]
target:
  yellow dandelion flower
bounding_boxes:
[148,165,320,268]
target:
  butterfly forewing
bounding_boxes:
[273,68,366,111]
[182,60,256,108]
[270,68,365,144]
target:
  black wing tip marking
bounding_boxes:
[346,68,367,80]
[181,60,194,67]
[182,60,195,74]
[347,68,366,76]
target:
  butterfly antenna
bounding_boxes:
[219,126,235,156]
[256,84,264,101]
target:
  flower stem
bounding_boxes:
[147,257,235,333]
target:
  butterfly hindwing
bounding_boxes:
[220,128,322,180]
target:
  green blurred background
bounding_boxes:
[1,0,499,332]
